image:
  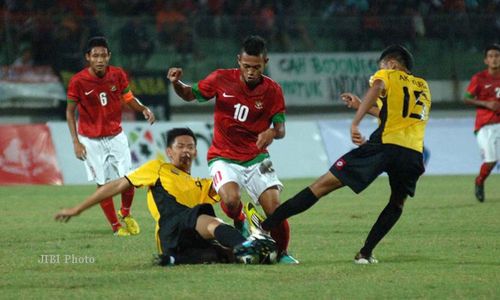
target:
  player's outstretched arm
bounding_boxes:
[167,67,196,102]
[341,93,380,117]
[54,178,132,222]
[350,80,384,145]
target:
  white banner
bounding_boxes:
[267,52,379,105]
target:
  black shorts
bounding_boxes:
[157,203,235,264]
[329,143,425,197]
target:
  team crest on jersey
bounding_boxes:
[110,85,117,92]
[255,100,263,110]
[334,158,346,170]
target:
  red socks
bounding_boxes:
[120,186,135,217]
[220,201,245,222]
[476,163,495,185]
[271,220,290,254]
[99,197,120,232]
[98,187,134,232]
[220,200,290,253]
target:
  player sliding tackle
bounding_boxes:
[167,35,298,264]
[246,45,432,264]
[55,128,277,265]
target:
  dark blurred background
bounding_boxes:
[0,0,498,120]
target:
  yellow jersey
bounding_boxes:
[369,69,431,152]
[125,159,220,253]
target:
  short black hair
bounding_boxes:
[484,43,500,56]
[240,35,267,57]
[166,128,197,147]
[379,44,414,71]
[85,36,110,54]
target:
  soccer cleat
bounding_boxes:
[153,254,175,266]
[113,227,131,237]
[354,252,378,264]
[278,252,300,264]
[234,219,251,239]
[117,210,140,235]
[475,183,484,202]
[233,232,277,264]
[243,202,266,234]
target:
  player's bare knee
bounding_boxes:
[310,171,343,197]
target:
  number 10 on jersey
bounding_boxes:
[233,103,249,122]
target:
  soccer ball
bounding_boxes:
[260,249,278,264]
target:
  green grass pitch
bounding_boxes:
[0,175,499,299]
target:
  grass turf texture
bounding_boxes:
[1,175,499,299]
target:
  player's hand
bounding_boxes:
[143,107,155,124]
[167,68,183,83]
[73,141,86,160]
[341,93,361,110]
[350,124,366,145]
[256,129,275,149]
[54,207,80,223]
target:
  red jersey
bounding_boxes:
[465,69,500,132]
[67,66,129,137]
[193,69,286,162]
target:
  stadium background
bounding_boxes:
[0,0,499,184]
[1,2,499,299]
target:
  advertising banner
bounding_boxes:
[267,52,379,106]
[0,124,63,185]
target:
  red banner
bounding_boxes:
[0,124,63,185]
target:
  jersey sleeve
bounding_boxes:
[271,84,286,123]
[118,68,130,94]
[370,70,390,109]
[67,76,80,102]
[125,159,162,188]
[192,70,219,102]
[198,178,221,204]
[465,74,478,99]
[369,69,390,88]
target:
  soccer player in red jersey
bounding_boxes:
[465,43,500,202]
[167,35,297,263]
[66,36,155,236]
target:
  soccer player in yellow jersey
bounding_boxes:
[55,128,276,265]
[247,45,431,264]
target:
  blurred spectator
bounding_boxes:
[12,44,34,67]
[156,2,188,46]
[107,0,155,16]
[30,12,57,66]
[444,0,474,49]
[156,1,194,61]
[52,15,87,72]
[274,0,313,51]
[255,2,276,42]
[361,5,385,50]
[119,16,155,69]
